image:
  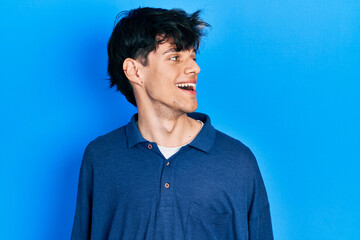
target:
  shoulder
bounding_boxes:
[212,129,260,174]
[213,129,254,159]
[84,125,127,158]
[213,129,269,200]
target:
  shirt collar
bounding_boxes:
[125,112,216,153]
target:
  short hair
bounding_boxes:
[107,7,210,107]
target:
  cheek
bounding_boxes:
[145,73,171,97]
[143,64,182,96]
[148,71,174,88]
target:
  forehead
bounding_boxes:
[153,38,196,55]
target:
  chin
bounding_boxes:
[172,99,197,114]
[183,103,198,113]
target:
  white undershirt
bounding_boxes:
[158,120,204,159]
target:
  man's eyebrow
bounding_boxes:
[162,48,177,55]
[162,48,196,55]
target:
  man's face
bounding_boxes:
[139,40,200,116]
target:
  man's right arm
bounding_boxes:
[71,143,94,240]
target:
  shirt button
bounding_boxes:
[166,162,170,166]
[147,144,152,149]
[164,183,170,188]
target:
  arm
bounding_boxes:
[71,143,94,240]
[247,151,274,240]
[249,204,273,240]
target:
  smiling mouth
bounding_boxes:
[176,82,196,91]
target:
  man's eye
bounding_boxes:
[170,56,179,61]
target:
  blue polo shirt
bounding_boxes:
[71,112,273,240]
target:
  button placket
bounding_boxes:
[143,142,173,206]
[159,158,174,207]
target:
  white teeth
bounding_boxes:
[176,83,196,87]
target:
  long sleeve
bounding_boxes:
[71,144,94,240]
[249,204,273,240]
[247,150,274,240]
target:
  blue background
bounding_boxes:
[1,0,359,239]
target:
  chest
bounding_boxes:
[92,146,248,212]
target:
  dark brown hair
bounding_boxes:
[107,7,210,106]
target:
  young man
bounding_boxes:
[72,7,273,240]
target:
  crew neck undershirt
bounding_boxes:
[157,120,204,159]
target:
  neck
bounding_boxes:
[136,109,202,148]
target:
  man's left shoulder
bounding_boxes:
[212,129,258,167]
[214,130,251,153]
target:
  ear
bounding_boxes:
[123,58,144,86]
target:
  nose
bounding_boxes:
[185,58,201,75]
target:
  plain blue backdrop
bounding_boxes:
[1,0,359,239]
